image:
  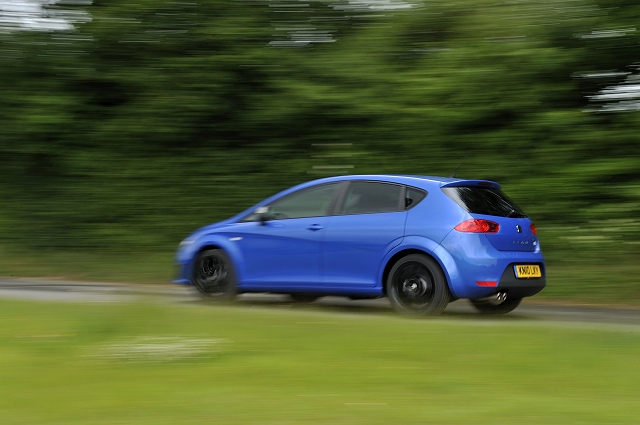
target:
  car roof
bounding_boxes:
[216,174,501,227]
[301,174,500,189]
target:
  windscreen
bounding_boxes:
[442,186,527,218]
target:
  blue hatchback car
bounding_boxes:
[175,175,545,315]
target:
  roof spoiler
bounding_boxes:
[440,180,501,189]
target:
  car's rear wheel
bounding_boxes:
[386,254,450,316]
[469,296,521,315]
[192,249,236,301]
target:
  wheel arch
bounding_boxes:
[188,236,245,284]
[196,243,223,253]
[381,239,460,300]
[382,249,431,295]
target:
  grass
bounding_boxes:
[536,223,640,305]
[0,298,639,424]
[542,260,640,304]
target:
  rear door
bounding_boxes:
[322,181,406,287]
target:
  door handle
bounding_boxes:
[307,224,324,231]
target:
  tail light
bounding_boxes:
[530,222,538,235]
[476,281,498,287]
[454,219,500,234]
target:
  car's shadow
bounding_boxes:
[188,292,539,322]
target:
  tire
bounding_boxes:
[386,254,450,316]
[469,297,521,315]
[192,249,237,301]
[289,293,320,303]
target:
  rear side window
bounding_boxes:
[340,182,403,215]
[405,187,426,210]
[442,187,527,218]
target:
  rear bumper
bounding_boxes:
[438,231,546,299]
[492,263,546,299]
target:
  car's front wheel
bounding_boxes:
[386,254,450,316]
[469,296,521,315]
[192,249,237,301]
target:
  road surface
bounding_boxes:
[1,277,639,327]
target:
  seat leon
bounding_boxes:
[174,175,545,315]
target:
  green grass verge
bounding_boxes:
[541,260,640,304]
[1,299,639,424]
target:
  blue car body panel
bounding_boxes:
[323,211,406,287]
[230,217,330,288]
[175,174,546,302]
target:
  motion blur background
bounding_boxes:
[1,0,639,302]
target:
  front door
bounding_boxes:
[233,182,340,289]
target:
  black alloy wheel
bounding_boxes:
[386,254,450,316]
[192,249,237,301]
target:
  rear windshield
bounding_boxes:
[442,186,527,218]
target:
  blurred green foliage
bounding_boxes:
[1,0,639,293]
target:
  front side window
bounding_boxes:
[250,183,339,220]
[339,181,403,215]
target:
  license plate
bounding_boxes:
[514,264,541,279]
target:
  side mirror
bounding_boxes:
[255,206,270,225]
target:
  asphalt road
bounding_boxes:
[1,277,640,327]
